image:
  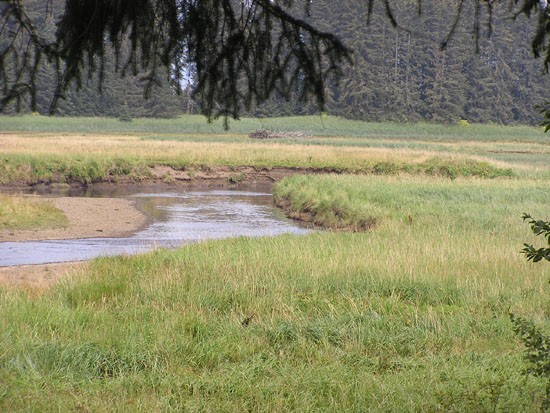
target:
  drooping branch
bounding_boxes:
[2,0,550,121]
[0,0,352,123]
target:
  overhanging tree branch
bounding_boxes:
[1,0,550,122]
[0,0,352,124]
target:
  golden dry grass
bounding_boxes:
[0,132,519,170]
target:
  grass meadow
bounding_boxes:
[1,115,550,410]
[3,114,550,184]
[1,114,548,142]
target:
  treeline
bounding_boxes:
[4,0,550,124]
[2,0,192,119]
[249,0,550,125]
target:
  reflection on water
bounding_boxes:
[0,189,310,266]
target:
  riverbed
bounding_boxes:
[0,187,310,267]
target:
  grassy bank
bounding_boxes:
[0,132,523,187]
[0,154,152,185]
[0,153,513,186]
[273,174,546,230]
[0,195,67,230]
[1,175,549,410]
[2,114,549,186]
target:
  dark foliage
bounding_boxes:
[510,313,550,410]
[522,213,550,263]
[2,0,550,123]
[512,214,550,410]
[0,0,351,125]
[537,102,550,131]
[245,0,550,124]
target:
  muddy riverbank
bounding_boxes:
[0,188,311,287]
[0,196,149,242]
[0,165,339,191]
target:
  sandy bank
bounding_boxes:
[0,196,149,242]
[0,261,86,289]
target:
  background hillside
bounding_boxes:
[5,0,550,125]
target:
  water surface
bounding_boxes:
[0,189,309,266]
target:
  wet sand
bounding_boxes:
[0,196,149,288]
[0,197,149,290]
[0,196,149,242]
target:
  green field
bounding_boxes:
[2,114,549,185]
[1,115,550,411]
[1,114,548,142]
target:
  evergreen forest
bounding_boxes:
[5,0,550,125]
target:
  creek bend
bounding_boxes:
[0,187,310,267]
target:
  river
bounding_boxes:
[0,187,310,266]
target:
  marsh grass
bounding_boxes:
[2,113,548,185]
[273,175,547,231]
[0,132,515,185]
[0,194,67,230]
[1,116,550,410]
[1,175,549,410]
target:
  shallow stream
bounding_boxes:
[0,187,309,267]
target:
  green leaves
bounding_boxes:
[510,313,550,410]
[521,213,550,263]
[512,214,550,408]
[536,102,550,133]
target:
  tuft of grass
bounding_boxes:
[0,194,68,230]
[419,157,513,178]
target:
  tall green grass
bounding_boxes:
[273,174,547,231]
[1,175,549,410]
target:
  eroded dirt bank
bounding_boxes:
[0,196,149,242]
[1,165,339,192]
[146,165,336,185]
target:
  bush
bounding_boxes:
[511,214,550,410]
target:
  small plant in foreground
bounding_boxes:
[522,214,550,263]
[511,214,550,410]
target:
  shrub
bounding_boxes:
[511,214,550,410]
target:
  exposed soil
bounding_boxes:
[0,196,149,242]
[0,261,86,289]
[1,165,342,192]
[145,165,337,186]
[274,197,377,232]
[487,150,545,154]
